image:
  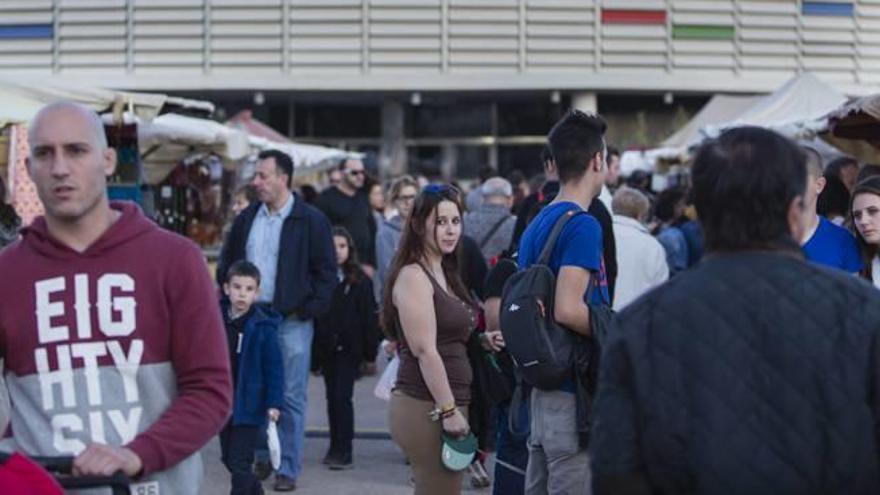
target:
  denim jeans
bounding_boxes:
[525,388,591,495]
[493,400,530,495]
[275,317,314,480]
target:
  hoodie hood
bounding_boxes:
[20,201,158,259]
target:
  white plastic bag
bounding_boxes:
[373,355,399,401]
[267,420,281,470]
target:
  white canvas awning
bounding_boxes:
[661,94,762,149]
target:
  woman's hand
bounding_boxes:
[482,330,505,352]
[441,408,469,438]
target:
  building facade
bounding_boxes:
[2,0,876,177]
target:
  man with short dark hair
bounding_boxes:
[218,149,337,492]
[590,127,880,495]
[315,158,377,274]
[0,101,232,493]
[517,110,610,495]
[598,145,620,210]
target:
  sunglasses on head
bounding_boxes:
[422,183,461,199]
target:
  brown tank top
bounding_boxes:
[394,265,475,406]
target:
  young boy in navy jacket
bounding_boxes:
[220,260,284,495]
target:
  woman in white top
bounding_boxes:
[850,176,880,288]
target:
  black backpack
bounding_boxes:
[499,209,585,390]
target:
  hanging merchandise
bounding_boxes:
[8,124,43,226]
[105,123,143,204]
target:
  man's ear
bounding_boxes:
[816,176,827,196]
[103,147,117,177]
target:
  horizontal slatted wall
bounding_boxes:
[211,0,282,68]
[448,0,519,71]
[738,1,799,75]
[369,0,441,70]
[290,0,362,69]
[800,0,856,82]
[525,0,595,70]
[670,0,736,70]
[58,0,127,70]
[0,0,53,69]
[601,0,666,68]
[859,0,880,83]
[133,0,204,70]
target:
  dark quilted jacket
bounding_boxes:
[590,250,880,495]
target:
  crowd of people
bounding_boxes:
[4,100,880,495]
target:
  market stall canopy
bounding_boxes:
[821,94,880,164]
[0,76,213,126]
[701,73,847,140]
[661,94,761,149]
[227,110,288,143]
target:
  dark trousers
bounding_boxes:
[219,422,263,495]
[323,353,358,456]
[493,400,530,495]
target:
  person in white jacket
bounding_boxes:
[611,187,669,310]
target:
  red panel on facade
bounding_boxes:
[601,9,667,25]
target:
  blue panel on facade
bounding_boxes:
[802,2,854,16]
[0,24,53,39]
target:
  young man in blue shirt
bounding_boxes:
[517,110,609,495]
[800,147,862,274]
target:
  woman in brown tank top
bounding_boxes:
[381,184,476,495]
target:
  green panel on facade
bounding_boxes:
[672,25,735,40]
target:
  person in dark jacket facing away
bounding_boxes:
[590,126,880,495]
[314,227,380,471]
[220,260,284,495]
[217,149,337,492]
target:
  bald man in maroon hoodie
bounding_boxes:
[0,101,232,493]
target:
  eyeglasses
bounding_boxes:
[396,194,416,203]
[348,169,365,177]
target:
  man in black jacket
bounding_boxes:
[590,127,880,495]
[217,149,337,492]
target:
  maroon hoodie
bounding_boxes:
[0,201,231,493]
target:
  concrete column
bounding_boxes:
[380,100,406,178]
[571,92,598,113]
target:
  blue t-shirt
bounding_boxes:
[803,216,863,273]
[518,201,609,306]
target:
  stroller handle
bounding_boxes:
[0,452,132,494]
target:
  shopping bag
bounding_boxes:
[267,420,281,471]
[373,355,399,401]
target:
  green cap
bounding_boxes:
[441,432,477,472]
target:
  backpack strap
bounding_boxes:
[536,209,585,266]
[479,215,512,250]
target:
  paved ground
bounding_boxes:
[200,359,496,494]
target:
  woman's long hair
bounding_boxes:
[380,185,471,339]
[850,176,880,280]
[0,175,19,229]
[332,226,362,286]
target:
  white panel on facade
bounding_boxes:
[450,52,519,64]
[449,9,519,22]
[213,8,280,22]
[60,38,126,51]
[212,0,281,6]
[0,54,53,66]
[526,10,593,24]
[671,13,735,25]
[673,40,735,54]
[291,23,361,35]
[738,1,797,15]
[298,38,365,50]
[674,54,736,68]
[601,0,661,9]
[58,24,127,37]
[527,24,593,37]
[739,41,797,55]
[134,52,204,65]
[450,38,518,50]
[369,52,441,64]
[802,56,856,70]
[290,52,363,64]
[860,5,880,18]
[290,9,363,21]
[602,53,666,66]
[134,24,204,36]
[369,23,441,35]
[134,10,204,22]
[739,14,797,28]
[213,24,283,36]
[527,53,593,65]
[135,38,203,51]
[528,39,593,51]
[0,1,52,9]
[672,1,735,12]
[601,25,666,39]
[133,0,203,6]
[858,45,880,56]
[0,40,52,53]
[739,27,798,42]
[368,8,440,21]
[802,30,856,44]
[0,12,52,23]
[290,0,361,5]
[602,40,664,53]
[802,43,856,56]
[371,0,441,6]
[449,0,517,6]
[213,52,282,64]
[801,17,856,31]
[213,38,283,51]
[740,55,798,68]
[60,53,126,65]
[59,10,126,23]
[448,24,519,36]
[60,0,125,8]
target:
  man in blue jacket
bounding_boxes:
[590,127,880,495]
[218,149,337,492]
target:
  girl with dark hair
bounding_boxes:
[313,226,379,470]
[0,175,21,249]
[382,184,476,495]
[818,173,851,226]
[851,177,880,287]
